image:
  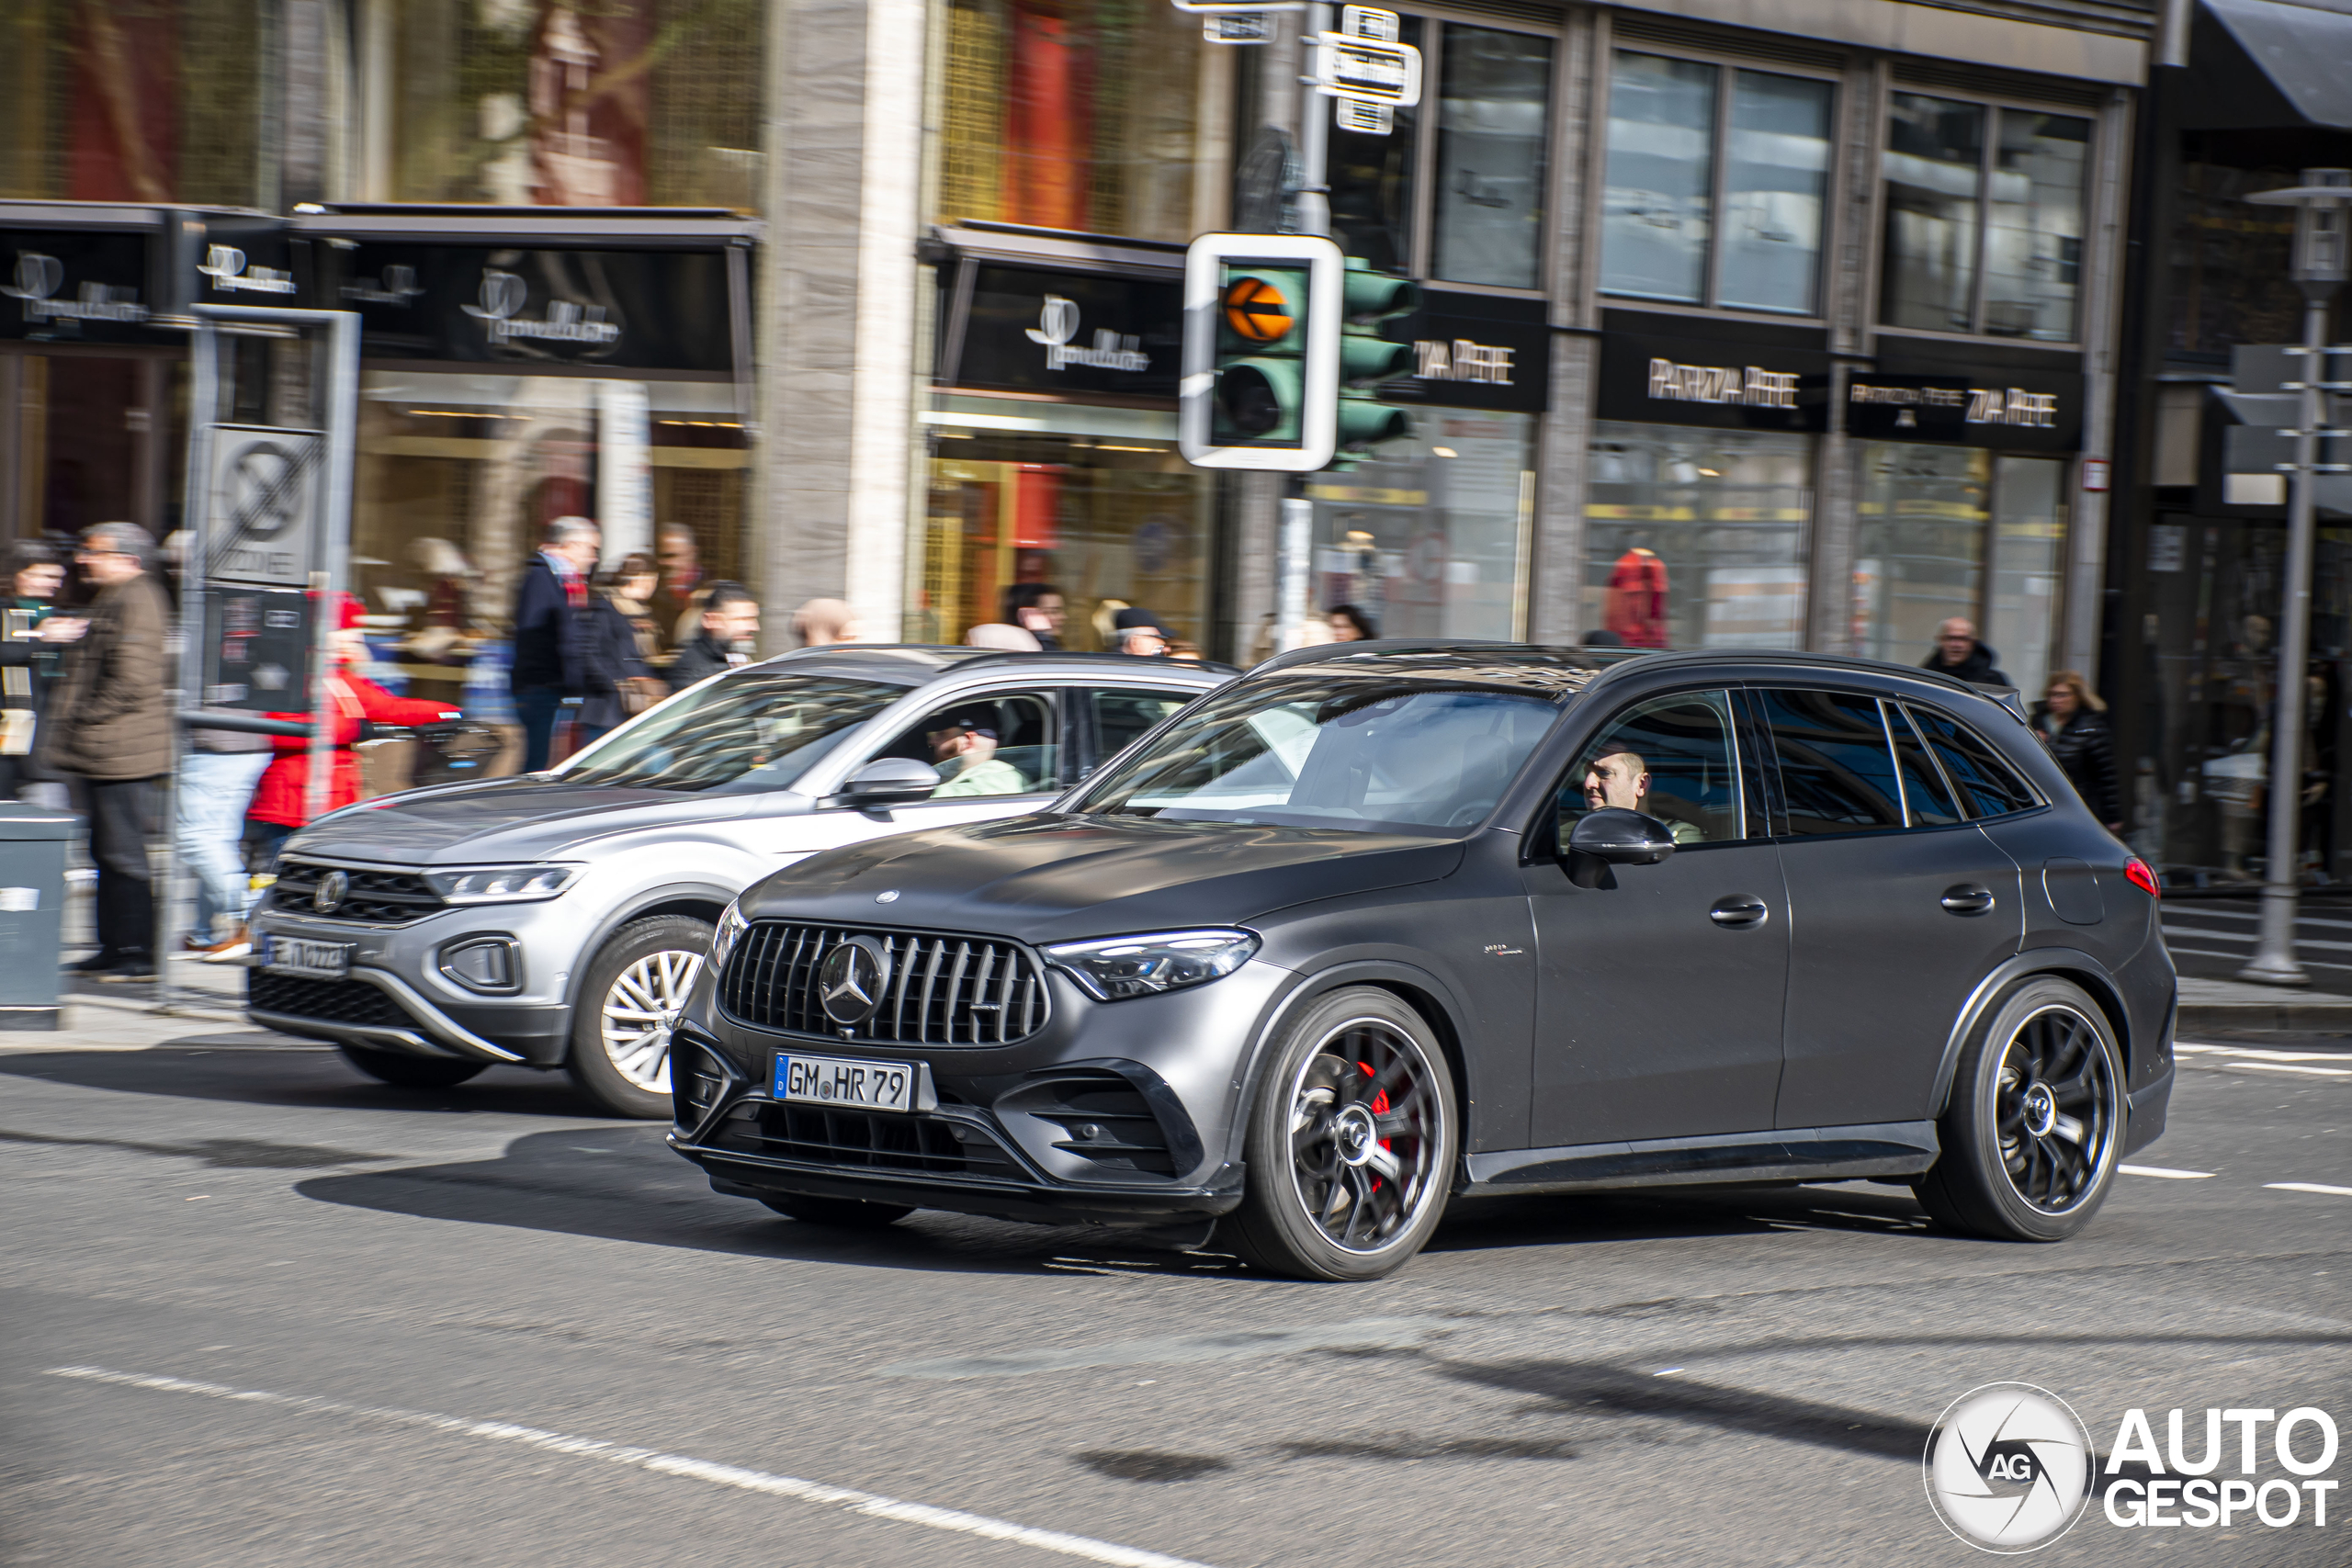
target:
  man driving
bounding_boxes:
[928,713,1025,797]
[1582,749,1704,843]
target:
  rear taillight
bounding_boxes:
[2124,857,2161,899]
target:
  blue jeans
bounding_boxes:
[176,750,270,942]
[515,686,564,773]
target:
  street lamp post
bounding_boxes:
[2239,169,2351,987]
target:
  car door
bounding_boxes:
[1521,686,1791,1148]
[1759,688,2025,1131]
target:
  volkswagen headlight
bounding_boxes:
[1042,930,1260,1001]
[424,864,581,905]
[709,896,750,971]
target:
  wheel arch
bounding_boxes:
[1930,948,2133,1118]
[560,883,735,1015]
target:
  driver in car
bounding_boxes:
[928,714,1025,797]
[1581,750,1704,843]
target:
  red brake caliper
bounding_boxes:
[1359,1061,1390,1190]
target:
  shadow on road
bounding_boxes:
[0,1044,605,1120]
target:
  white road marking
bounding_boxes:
[2222,1062,2352,1078]
[2267,1183,2352,1198]
[43,1366,1217,1568]
[2177,1043,2352,1063]
[2119,1164,2215,1179]
[2158,907,2352,932]
[2164,927,2352,953]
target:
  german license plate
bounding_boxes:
[261,935,352,981]
[772,1052,917,1113]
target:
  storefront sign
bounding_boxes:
[317,243,737,371]
[944,264,1182,398]
[1380,289,1549,415]
[0,231,157,343]
[1844,369,2083,451]
[1597,331,1829,432]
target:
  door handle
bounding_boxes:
[1709,894,1770,928]
[1940,885,1996,915]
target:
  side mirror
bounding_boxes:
[835,756,940,807]
[1563,807,1676,889]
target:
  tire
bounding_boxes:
[337,1043,487,1089]
[568,914,712,1119]
[1223,987,1458,1281]
[761,1195,915,1228]
[1914,976,2124,1242]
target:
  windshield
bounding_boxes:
[1070,676,1560,834]
[558,673,906,795]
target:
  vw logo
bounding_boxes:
[816,935,892,1026]
[312,870,348,915]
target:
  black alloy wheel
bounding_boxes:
[1915,976,2123,1242]
[1226,987,1457,1280]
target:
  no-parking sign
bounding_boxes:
[208,424,322,586]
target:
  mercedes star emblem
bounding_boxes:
[816,935,893,1027]
[312,869,348,915]
[875,890,900,903]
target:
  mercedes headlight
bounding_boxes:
[709,896,750,970]
[1042,930,1260,1001]
[423,864,581,905]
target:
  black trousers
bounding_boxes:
[79,774,161,957]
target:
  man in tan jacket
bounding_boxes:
[40,523,171,979]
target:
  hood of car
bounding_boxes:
[287,777,760,864]
[740,814,1464,944]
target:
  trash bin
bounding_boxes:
[0,802,74,1031]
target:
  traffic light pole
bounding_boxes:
[1273,2,1333,657]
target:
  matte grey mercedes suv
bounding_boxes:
[246,647,1229,1116]
[668,642,2176,1279]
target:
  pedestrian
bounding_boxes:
[792,597,859,649]
[1328,604,1377,642]
[650,521,705,650]
[577,569,657,747]
[175,712,274,959]
[0,539,80,805]
[248,596,461,867]
[1002,583,1066,650]
[510,516,599,772]
[601,554,664,664]
[38,523,170,981]
[1922,616,2010,686]
[963,623,1042,651]
[2032,670,2120,829]
[669,582,762,691]
[1111,606,1170,657]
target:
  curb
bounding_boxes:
[2178,1001,2352,1033]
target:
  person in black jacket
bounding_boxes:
[667,581,761,693]
[1923,616,2011,686]
[575,582,655,746]
[2032,669,2120,829]
[0,538,76,804]
[510,517,598,771]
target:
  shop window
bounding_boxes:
[1295,410,1536,656]
[383,0,763,208]
[1584,423,1812,649]
[1432,25,1552,289]
[2166,161,2303,363]
[939,0,1216,243]
[1882,95,2088,341]
[1851,445,2065,696]
[1601,52,1833,315]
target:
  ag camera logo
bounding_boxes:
[1924,1382,2095,1552]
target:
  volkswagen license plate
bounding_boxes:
[261,934,352,981]
[772,1052,917,1113]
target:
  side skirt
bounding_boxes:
[1461,1122,1939,1195]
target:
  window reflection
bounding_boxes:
[1603,52,1716,303]
[1984,112,2088,340]
[1720,72,1833,314]
[1851,443,1989,665]
[1328,15,1424,273]
[1433,25,1553,288]
[1882,94,1985,333]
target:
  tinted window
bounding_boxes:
[1891,704,1963,826]
[1560,690,1744,846]
[1909,705,2040,818]
[1075,677,1557,835]
[868,690,1057,799]
[1758,689,1905,835]
[1092,690,1190,768]
[560,674,903,795]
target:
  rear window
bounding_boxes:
[1906,705,2040,818]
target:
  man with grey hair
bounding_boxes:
[39,523,172,979]
[510,515,600,771]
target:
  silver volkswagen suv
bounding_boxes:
[247,647,1230,1115]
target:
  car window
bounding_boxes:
[558,673,905,795]
[1091,689,1193,770]
[1557,690,1745,847]
[1907,705,2041,818]
[1757,688,1906,836]
[1073,676,1558,835]
[866,689,1057,799]
[1890,703,1963,826]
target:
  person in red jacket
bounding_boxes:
[247,595,460,865]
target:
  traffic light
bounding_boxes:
[1180,232,1342,471]
[1338,257,1418,450]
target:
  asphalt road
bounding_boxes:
[3,1029,2347,1568]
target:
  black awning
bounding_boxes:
[2193,0,2352,130]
